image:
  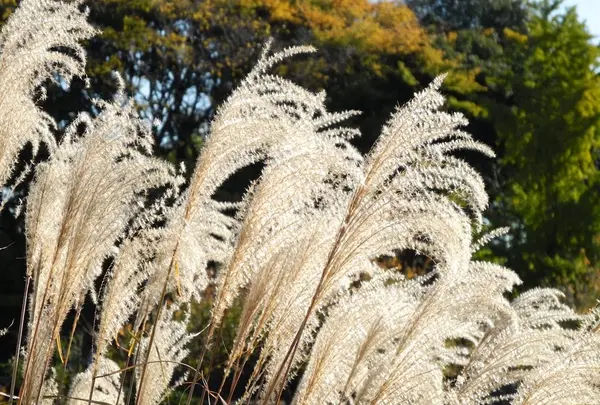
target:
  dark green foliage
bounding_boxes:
[407,0,528,31]
[490,1,600,307]
[408,0,600,308]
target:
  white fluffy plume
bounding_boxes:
[0,0,96,196]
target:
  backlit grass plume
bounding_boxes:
[0,0,96,203]
[0,1,598,405]
[21,82,178,404]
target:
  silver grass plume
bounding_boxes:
[169,44,362,401]
[294,262,518,405]
[255,75,497,401]
[136,307,194,405]
[93,230,161,365]
[224,130,361,396]
[512,332,600,405]
[207,40,362,329]
[136,41,337,313]
[0,0,96,196]
[68,357,124,405]
[21,84,179,404]
[292,273,418,405]
[447,288,581,404]
[95,164,184,360]
[139,196,237,312]
[40,369,58,405]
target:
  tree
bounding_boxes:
[407,0,528,32]
[490,1,600,308]
[405,0,530,174]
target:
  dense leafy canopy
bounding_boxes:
[407,0,528,31]
[491,3,600,307]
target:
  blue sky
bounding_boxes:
[563,0,600,39]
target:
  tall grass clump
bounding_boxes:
[1,1,599,404]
